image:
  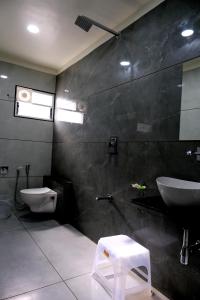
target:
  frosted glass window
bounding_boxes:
[32,91,53,107]
[15,85,54,121]
[17,102,52,120]
[56,98,76,110]
[55,109,84,124]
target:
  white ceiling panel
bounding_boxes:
[0,0,164,74]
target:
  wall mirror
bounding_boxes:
[179,57,200,140]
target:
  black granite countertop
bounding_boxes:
[131,196,168,213]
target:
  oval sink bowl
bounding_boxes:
[156,177,200,208]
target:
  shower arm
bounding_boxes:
[85,17,120,37]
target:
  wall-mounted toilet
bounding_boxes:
[20,187,57,213]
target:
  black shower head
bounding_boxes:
[75,15,92,32]
[74,15,120,37]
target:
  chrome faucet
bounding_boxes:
[186,150,192,156]
[180,228,200,265]
[186,147,200,161]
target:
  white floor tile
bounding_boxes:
[6,282,76,300]
[0,214,23,233]
[0,219,168,300]
[29,224,96,279]
[20,214,59,230]
[66,273,111,300]
[0,229,61,299]
[67,273,166,300]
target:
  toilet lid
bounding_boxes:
[20,187,52,195]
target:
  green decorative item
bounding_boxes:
[131,183,147,190]
[131,183,147,198]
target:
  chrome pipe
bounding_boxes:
[180,228,189,265]
[96,194,113,201]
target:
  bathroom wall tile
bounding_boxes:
[56,0,200,99]
[0,139,52,177]
[52,140,166,200]
[123,1,200,79]
[84,65,182,141]
[0,61,55,101]
[54,64,182,143]
[156,141,200,182]
[0,100,53,142]
[0,60,55,200]
[56,36,133,101]
[52,141,136,204]
[53,118,85,143]
[160,1,200,68]
[0,176,43,200]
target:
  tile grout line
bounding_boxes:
[1,217,64,300]
[18,218,64,281]
[3,216,168,300]
[1,216,89,300]
[17,217,79,300]
[0,137,52,144]
[64,270,93,281]
[63,281,78,300]
[1,281,64,300]
[0,176,44,179]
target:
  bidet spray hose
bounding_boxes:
[14,166,26,210]
[25,164,30,189]
[14,169,20,204]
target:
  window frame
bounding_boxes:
[14,85,56,122]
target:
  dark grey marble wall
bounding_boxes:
[53,1,200,299]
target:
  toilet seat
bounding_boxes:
[20,187,51,195]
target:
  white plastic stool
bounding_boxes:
[92,235,151,300]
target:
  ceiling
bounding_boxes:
[0,0,164,75]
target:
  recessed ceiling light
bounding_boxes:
[64,89,70,93]
[120,61,130,66]
[27,24,40,34]
[0,74,8,79]
[181,29,194,37]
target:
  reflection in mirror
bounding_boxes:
[180,57,200,140]
[55,97,84,124]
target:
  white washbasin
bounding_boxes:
[156,177,200,207]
